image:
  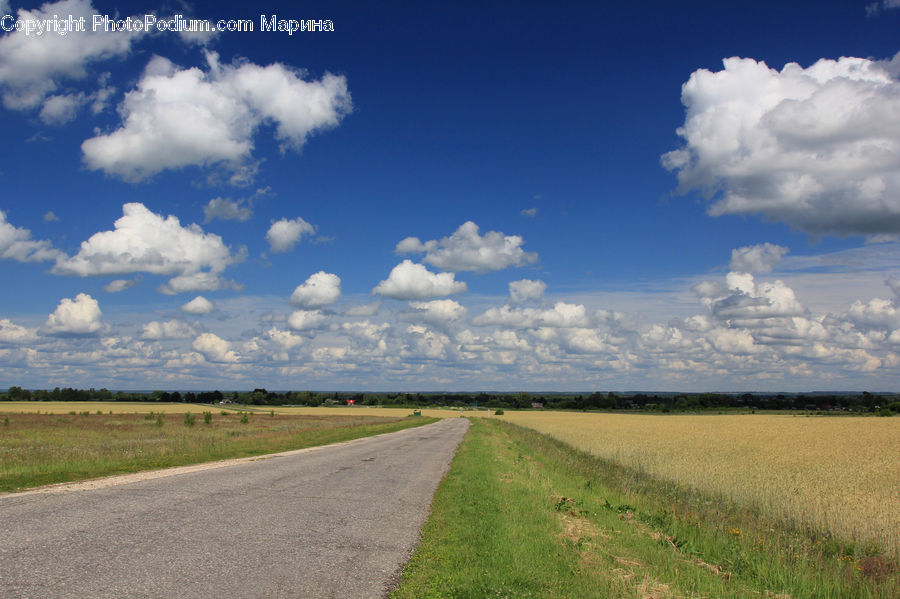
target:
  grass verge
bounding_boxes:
[0,411,435,492]
[392,419,898,599]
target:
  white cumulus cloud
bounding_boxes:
[663,54,900,235]
[181,296,215,315]
[53,203,238,294]
[509,279,547,303]
[407,299,467,324]
[43,292,105,336]
[0,210,63,263]
[287,309,327,331]
[395,221,537,272]
[290,271,341,308]
[0,319,38,343]
[192,332,237,362]
[266,216,315,253]
[265,327,304,349]
[39,92,87,125]
[373,260,467,300]
[81,51,352,182]
[0,0,140,111]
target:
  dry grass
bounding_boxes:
[498,411,900,560]
[0,401,460,419]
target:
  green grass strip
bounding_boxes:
[392,419,898,599]
[1,415,436,492]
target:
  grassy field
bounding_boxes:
[494,411,900,562]
[0,407,435,492]
[0,401,463,418]
[393,419,899,599]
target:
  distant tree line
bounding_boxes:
[1,386,898,414]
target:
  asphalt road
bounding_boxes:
[0,417,470,599]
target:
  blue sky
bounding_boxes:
[2,0,900,391]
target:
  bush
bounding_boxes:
[184,412,196,426]
[494,409,505,415]
[155,414,164,427]
[203,411,212,425]
[240,412,249,424]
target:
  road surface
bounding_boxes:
[0,417,469,598]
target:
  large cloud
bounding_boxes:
[0,210,63,262]
[373,260,467,300]
[81,52,352,181]
[53,203,238,294]
[43,292,105,336]
[290,271,341,309]
[396,221,537,272]
[266,216,315,253]
[0,0,138,111]
[663,55,900,235]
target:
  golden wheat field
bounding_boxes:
[497,411,900,559]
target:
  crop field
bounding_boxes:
[0,401,460,419]
[497,411,900,561]
[0,408,434,492]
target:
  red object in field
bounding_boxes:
[347,399,355,405]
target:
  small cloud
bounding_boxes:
[395,221,537,272]
[181,295,215,315]
[203,197,252,223]
[0,318,38,343]
[287,309,327,331]
[104,276,141,293]
[373,260,467,300]
[520,207,538,218]
[266,216,315,253]
[141,319,196,340]
[509,279,546,304]
[192,332,237,362]
[729,243,789,274]
[43,211,59,222]
[867,0,900,15]
[290,271,341,309]
[39,92,87,125]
